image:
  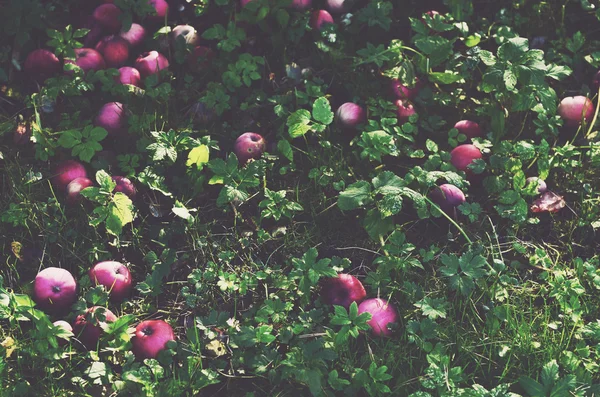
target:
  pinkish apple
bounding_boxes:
[326,0,346,13]
[89,260,132,301]
[95,35,130,68]
[234,132,266,164]
[335,102,365,129]
[65,48,106,74]
[65,177,93,205]
[290,0,312,10]
[94,102,127,136]
[454,120,482,140]
[430,184,466,215]
[171,24,200,46]
[450,144,482,173]
[24,49,62,82]
[357,298,398,337]
[112,176,137,199]
[92,4,122,34]
[132,320,175,360]
[51,160,88,192]
[114,66,141,87]
[33,267,77,314]
[119,23,147,47]
[557,96,594,127]
[135,51,169,79]
[72,306,117,350]
[311,10,334,31]
[146,0,169,22]
[395,99,416,124]
[320,274,367,309]
[391,78,421,100]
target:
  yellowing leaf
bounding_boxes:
[1,336,16,358]
[186,145,210,169]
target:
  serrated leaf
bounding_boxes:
[186,145,210,169]
[338,181,372,210]
[312,97,334,125]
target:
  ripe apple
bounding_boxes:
[53,320,74,346]
[430,184,466,215]
[24,49,62,82]
[391,77,421,100]
[95,35,130,68]
[89,261,132,301]
[65,177,93,205]
[310,10,334,31]
[320,274,367,309]
[146,0,169,22]
[119,23,147,47]
[171,24,200,46]
[526,177,547,193]
[357,298,398,337]
[557,96,594,127]
[290,0,312,10]
[454,120,482,140]
[240,0,252,7]
[234,132,266,164]
[33,267,77,314]
[72,306,117,350]
[84,23,105,48]
[450,144,482,174]
[92,4,122,34]
[132,320,175,360]
[326,0,346,13]
[112,176,137,199]
[115,66,141,87]
[395,99,416,124]
[135,51,169,79]
[94,102,127,136]
[51,160,88,192]
[335,102,365,130]
[65,48,106,74]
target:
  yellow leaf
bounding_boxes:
[1,336,16,358]
[186,145,210,169]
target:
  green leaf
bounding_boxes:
[277,139,293,161]
[479,50,496,66]
[186,145,210,169]
[312,97,334,125]
[429,71,463,84]
[338,181,372,210]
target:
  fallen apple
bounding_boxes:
[335,102,366,130]
[358,298,398,337]
[114,66,141,87]
[24,49,62,82]
[135,51,169,79]
[51,160,88,192]
[33,267,77,314]
[94,102,127,136]
[234,132,266,165]
[454,120,482,140]
[320,274,367,309]
[65,177,93,206]
[395,99,416,124]
[146,0,169,22]
[65,48,106,74]
[430,184,466,215]
[310,10,334,31]
[391,77,421,100]
[326,0,347,13]
[119,23,147,48]
[112,176,137,199]
[450,144,482,174]
[89,260,132,301]
[92,4,122,34]
[72,306,117,350]
[557,96,594,127]
[95,35,130,68]
[132,319,175,360]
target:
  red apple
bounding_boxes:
[94,102,127,136]
[72,306,117,350]
[454,120,482,140]
[171,24,200,46]
[430,184,466,215]
[146,0,169,22]
[240,0,252,7]
[326,0,346,13]
[391,78,421,100]
[335,102,365,129]
[526,177,547,193]
[84,23,105,48]
[234,132,266,164]
[557,96,594,127]
[93,4,122,34]
[95,35,130,68]
[51,160,88,192]
[450,144,482,173]
[320,274,367,309]
[119,23,147,47]
[33,267,77,313]
[65,48,106,74]
[135,51,169,79]
[357,298,398,337]
[310,10,334,31]
[290,0,312,10]
[65,177,93,205]
[112,176,137,199]
[132,320,175,360]
[53,320,74,346]
[395,99,416,124]
[24,49,62,82]
[89,260,132,301]
[114,66,141,87]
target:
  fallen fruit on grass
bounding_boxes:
[320,274,367,309]
[326,0,347,13]
[557,96,594,127]
[73,306,117,350]
[450,144,482,173]
[454,120,482,140]
[33,267,77,313]
[24,49,62,82]
[171,24,200,46]
[335,102,365,129]
[395,99,416,124]
[531,191,566,213]
[52,160,88,192]
[135,51,169,79]
[358,298,398,337]
[65,177,93,205]
[310,10,334,31]
[112,176,137,199]
[89,260,132,301]
[132,320,175,359]
[391,78,421,100]
[146,0,169,22]
[95,35,130,68]
[114,66,141,87]
[65,48,106,74]
[525,177,547,193]
[94,102,127,136]
[430,184,466,215]
[234,132,266,164]
[119,23,147,47]
[92,4,122,34]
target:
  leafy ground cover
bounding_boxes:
[1,0,600,395]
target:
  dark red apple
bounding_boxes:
[146,0,169,22]
[65,48,106,74]
[72,306,117,350]
[526,177,547,193]
[65,177,93,205]
[171,24,200,46]
[310,10,334,31]
[94,102,127,136]
[132,320,175,360]
[290,0,312,10]
[357,298,398,337]
[395,99,416,124]
[24,49,62,82]
[557,96,594,127]
[89,260,132,301]
[391,77,421,100]
[112,176,137,199]
[51,160,88,192]
[95,35,130,68]
[326,0,346,13]
[335,102,365,130]
[53,320,74,346]
[454,120,482,140]
[93,4,122,34]
[114,66,141,87]
[33,267,77,313]
[320,274,367,309]
[450,144,482,173]
[234,132,266,164]
[430,184,466,215]
[135,51,169,79]
[119,23,147,47]
[84,23,105,48]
